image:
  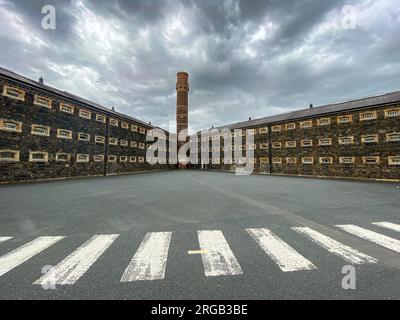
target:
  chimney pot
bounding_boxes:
[39,76,44,84]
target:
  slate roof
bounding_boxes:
[216,90,400,130]
[0,66,158,129]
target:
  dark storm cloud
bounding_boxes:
[0,0,399,133]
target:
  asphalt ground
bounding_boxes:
[0,170,399,299]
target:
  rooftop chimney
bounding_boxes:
[309,103,313,109]
[39,76,44,85]
[249,117,252,120]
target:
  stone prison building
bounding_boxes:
[0,67,399,183]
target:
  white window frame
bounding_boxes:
[362,156,380,165]
[359,111,377,121]
[139,143,145,149]
[55,153,70,162]
[2,86,25,101]
[301,139,313,147]
[0,150,20,162]
[339,157,355,164]
[29,151,48,163]
[96,114,106,123]
[286,157,297,164]
[130,141,138,148]
[272,157,282,164]
[361,134,379,144]
[79,109,92,120]
[121,122,129,129]
[259,127,268,134]
[78,132,91,142]
[388,156,400,166]
[271,125,281,132]
[57,129,72,140]
[110,118,119,127]
[0,119,22,133]
[302,157,314,165]
[319,157,333,164]
[300,120,312,129]
[286,141,296,148]
[131,125,138,132]
[339,136,354,145]
[317,118,331,126]
[286,123,296,130]
[108,155,117,162]
[130,156,137,163]
[337,115,352,124]
[120,156,128,163]
[384,108,400,118]
[272,142,282,149]
[259,143,268,149]
[109,137,118,145]
[93,155,104,162]
[59,103,74,114]
[34,95,52,108]
[31,124,50,137]
[95,136,105,144]
[319,138,332,146]
[138,156,145,163]
[386,133,400,142]
[76,154,89,163]
[120,140,128,147]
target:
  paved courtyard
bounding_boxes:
[0,170,399,299]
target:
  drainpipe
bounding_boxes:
[103,115,110,176]
[268,124,272,175]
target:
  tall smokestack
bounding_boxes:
[176,71,189,169]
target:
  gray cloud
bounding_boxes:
[0,0,399,133]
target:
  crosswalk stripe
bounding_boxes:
[0,236,64,278]
[246,228,316,272]
[0,237,12,244]
[197,230,243,277]
[121,232,172,281]
[292,227,377,264]
[336,224,400,253]
[34,234,119,286]
[372,222,400,233]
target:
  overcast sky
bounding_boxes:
[0,0,399,133]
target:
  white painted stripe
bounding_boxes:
[197,230,243,277]
[0,237,12,244]
[292,227,377,264]
[34,234,118,286]
[336,224,400,253]
[372,222,400,233]
[0,236,64,278]
[246,228,316,272]
[121,232,172,281]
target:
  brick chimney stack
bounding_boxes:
[176,71,189,169]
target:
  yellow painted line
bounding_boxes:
[188,249,208,255]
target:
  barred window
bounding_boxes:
[319,157,333,164]
[384,108,400,118]
[259,157,269,164]
[301,139,313,147]
[59,103,74,114]
[138,156,145,163]
[29,151,48,162]
[120,140,128,147]
[2,86,25,100]
[109,137,118,145]
[318,118,331,126]
[57,129,72,139]
[272,157,282,164]
[93,155,104,162]
[79,109,91,120]
[300,120,312,129]
[0,119,22,133]
[386,133,400,142]
[286,123,296,130]
[259,143,269,149]
[271,125,281,132]
[139,143,145,149]
[337,115,352,124]
[108,155,117,162]
[340,157,355,164]
[130,156,137,163]
[0,150,19,162]
[360,111,377,121]
[120,156,128,162]
[272,142,282,149]
[286,157,297,164]
[286,141,296,148]
[78,133,90,142]
[131,125,138,132]
[339,136,354,145]
[31,124,50,136]
[139,127,146,134]
[361,134,378,143]
[259,127,268,134]
[110,118,119,126]
[319,138,332,146]
[76,154,89,163]
[56,153,70,162]
[95,136,105,144]
[388,156,400,166]
[121,122,129,129]
[302,157,313,164]
[130,141,138,148]
[34,95,52,108]
[96,114,106,123]
[363,156,380,165]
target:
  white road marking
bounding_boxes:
[246,228,316,272]
[121,232,172,281]
[188,249,208,255]
[0,236,64,278]
[34,234,118,286]
[372,222,400,233]
[336,224,400,253]
[292,227,377,264]
[0,237,12,244]
[197,230,243,277]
